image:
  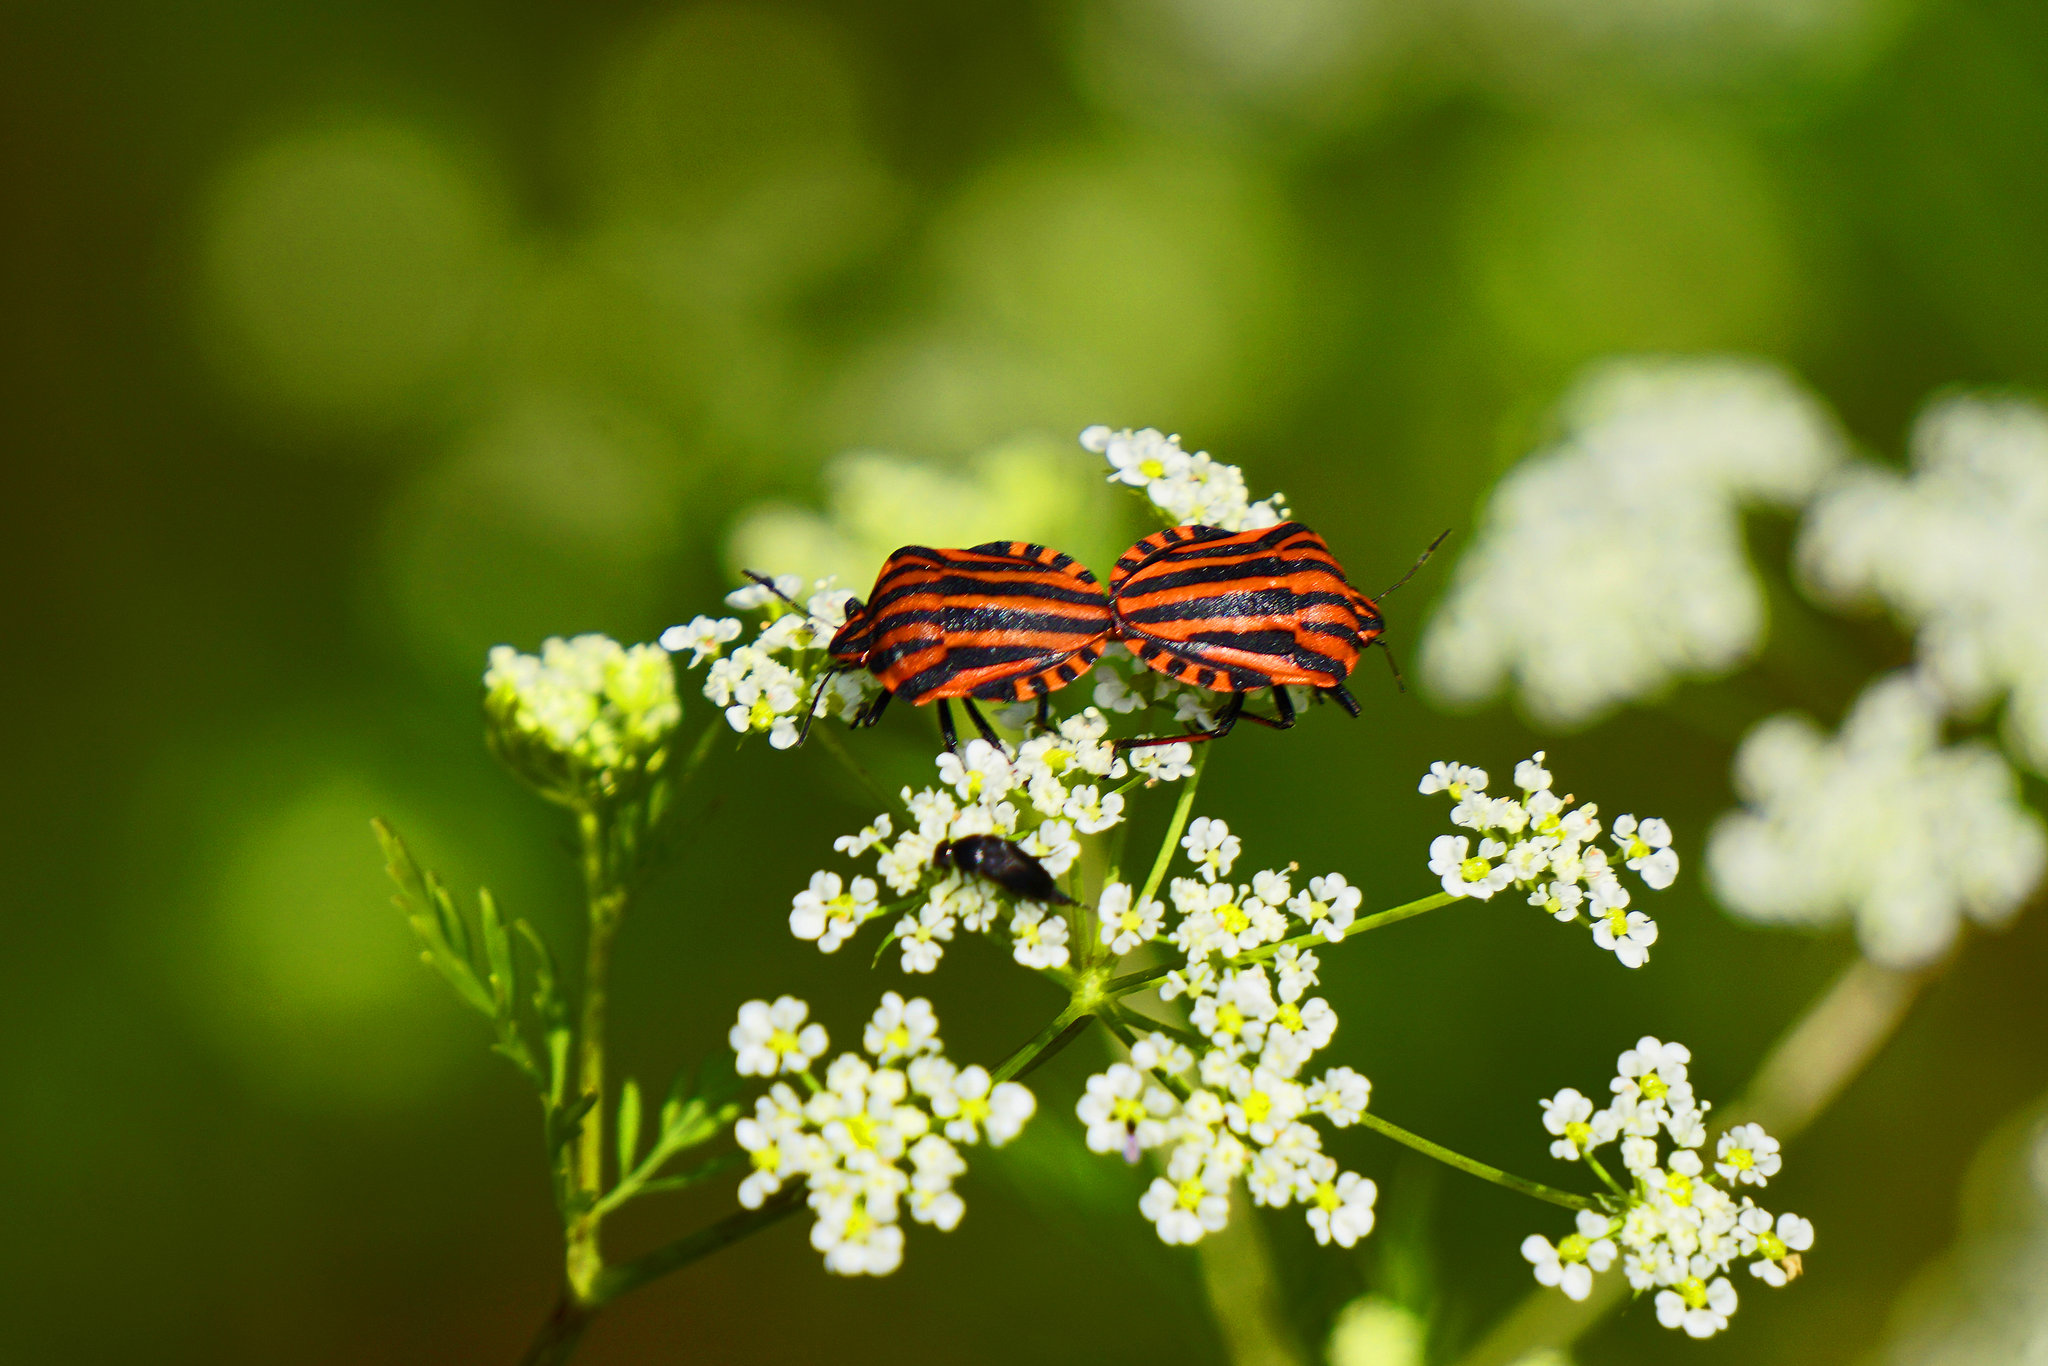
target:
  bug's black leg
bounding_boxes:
[1034,693,1053,732]
[1235,684,1298,731]
[1114,692,1246,750]
[1374,639,1408,693]
[935,698,960,753]
[960,697,1005,748]
[1324,681,1362,717]
[854,686,893,730]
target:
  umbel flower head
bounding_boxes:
[483,634,681,806]
[1522,1037,1813,1340]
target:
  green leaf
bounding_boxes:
[549,1090,599,1158]
[478,888,515,1014]
[617,1077,643,1178]
[375,819,493,1017]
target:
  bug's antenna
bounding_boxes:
[1375,638,1408,694]
[1379,529,1452,600]
[796,667,846,747]
[741,569,807,610]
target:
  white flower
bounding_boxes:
[1289,873,1362,943]
[1529,880,1586,922]
[731,997,827,1077]
[894,901,954,974]
[1743,1208,1812,1285]
[1612,814,1680,890]
[1307,1066,1371,1126]
[834,815,894,858]
[1130,1032,1195,1078]
[1077,1064,1175,1158]
[1098,882,1164,956]
[1799,393,2048,773]
[1139,1165,1232,1245]
[1523,1210,1620,1301]
[1021,819,1081,879]
[1084,426,1287,532]
[1092,667,1148,715]
[811,1206,906,1277]
[1010,906,1072,969]
[1542,1088,1599,1161]
[1183,817,1242,882]
[1305,1171,1378,1247]
[1420,761,1489,798]
[863,994,940,1063]
[658,614,742,666]
[1270,944,1320,1003]
[1130,743,1197,782]
[789,871,879,953]
[1715,1124,1782,1186]
[1062,784,1126,834]
[726,574,801,610]
[1515,751,1554,793]
[1429,834,1514,899]
[1422,359,1845,726]
[937,739,1015,804]
[929,1065,1035,1146]
[1656,1276,1737,1338]
[1590,895,1659,969]
[483,634,681,780]
[1707,670,2046,968]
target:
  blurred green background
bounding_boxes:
[5,0,2047,1362]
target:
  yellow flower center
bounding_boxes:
[1564,1120,1592,1148]
[1606,906,1631,934]
[1677,1276,1708,1309]
[1758,1231,1787,1260]
[1726,1146,1754,1171]
[1275,1003,1303,1032]
[1627,835,1652,860]
[1044,747,1072,774]
[885,1024,911,1054]
[1111,1097,1147,1125]
[1313,1180,1341,1212]
[747,697,776,728]
[1664,1170,1694,1207]
[768,1028,799,1056]
[1460,856,1492,882]
[843,1113,877,1149]
[843,1206,873,1238]
[960,1095,992,1125]
[1176,1177,1207,1210]
[1220,901,1249,934]
[1639,1073,1668,1100]
[1139,458,1167,479]
[1214,1003,1245,1037]
[1446,781,1468,800]
[750,1143,780,1172]
[828,892,858,919]
[1557,1233,1590,1263]
[1241,1091,1272,1124]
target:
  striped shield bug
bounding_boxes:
[1107,522,1446,748]
[932,834,1076,905]
[758,542,1113,752]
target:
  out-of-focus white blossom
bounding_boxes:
[1422,358,1845,726]
[1707,671,2046,968]
[484,634,681,799]
[1801,393,2048,774]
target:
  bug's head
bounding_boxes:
[825,596,874,667]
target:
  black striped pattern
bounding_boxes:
[1108,522,1382,692]
[829,541,1113,705]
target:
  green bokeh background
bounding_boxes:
[5,1,2047,1362]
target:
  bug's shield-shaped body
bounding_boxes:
[831,542,1112,704]
[1109,522,1382,692]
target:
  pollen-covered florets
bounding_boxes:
[1083,425,1290,532]
[1422,752,1678,968]
[1519,1036,1809,1338]
[728,994,1033,1277]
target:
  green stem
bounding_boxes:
[992,997,1096,1084]
[1105,890,1462,997]
[565,808,627,1301]
[1137,749,1208,907]
[1583,1152,1629,1202]
[591,1187,808,1305]
[1355,1111,1595,1212]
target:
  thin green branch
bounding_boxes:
[591,1186,808,1305]
[1137,750,1208,907]
[1355,1110,1596,1212]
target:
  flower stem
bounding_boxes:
[1355,1111,1596,1212]
[591,1186,807,1305]
[1137,751,1208,907]
[565,808,628,1301]
[992,996,1097,1084]
[1104,890,1462,998]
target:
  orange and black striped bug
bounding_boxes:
[751,541,1113,753]
[932,835,1075,905]
[1106,522,1448,749]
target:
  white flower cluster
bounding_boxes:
[1083,424,1291,531]
[1078,816,1381,1251]
[1083,1021,1378,1252]
[482,634,681,798]
[1800,393,2048,774]
[730,993,1035,1277]
[1523,1038,1812,1340]
[1707,671,2046,968]
[659,576,877,750]
[1422,753,1678,968]
[792,716,1195,973]
[1420,358,1846,727]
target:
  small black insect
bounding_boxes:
[932,835,1075,905]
